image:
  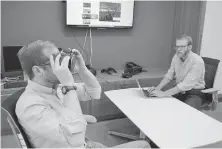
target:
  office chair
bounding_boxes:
[108,57,220,141]
[200,57,220,111]
[1,88,33,148]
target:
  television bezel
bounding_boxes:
[1,46,24,78]
[66,0,135,28]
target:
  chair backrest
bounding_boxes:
[1,108,28,148]
[202,57,220,89]
[1,88,33,148]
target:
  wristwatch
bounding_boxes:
[53,84,77,100]
[61,85,77,94]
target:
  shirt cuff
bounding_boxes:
[84,85,102,99]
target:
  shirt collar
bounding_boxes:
[180,50,192,62]
[27,79,53,94]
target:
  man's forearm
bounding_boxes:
[156,77,171,90]
[164,86,181,96]
[63,91,83,114]
[78,67,100,88]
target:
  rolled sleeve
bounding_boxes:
[75,83,102,101]
[177,62,204,91]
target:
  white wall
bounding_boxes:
[200,1,222,94]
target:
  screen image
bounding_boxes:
[99,2,121,22]
[66,0,134,28]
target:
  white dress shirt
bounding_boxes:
[165,51,205,91]
[16,79,101,148]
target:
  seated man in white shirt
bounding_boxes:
[149,35,205,109]
[15,40,150,148]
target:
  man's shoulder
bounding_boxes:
[17,89,45,103]
[191,52,204,64]
[172,54,179,62]
[16,89,46,115]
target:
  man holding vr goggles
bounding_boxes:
[15,40,150,148]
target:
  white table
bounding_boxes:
[105,88,222,148]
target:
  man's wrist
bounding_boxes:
[59,78,75,86]
[61,85,77,94]
[60,78,75,86]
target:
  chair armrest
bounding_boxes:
[201,88,219,94]
[84,115,97,124]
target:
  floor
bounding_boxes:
[1,103,222,148]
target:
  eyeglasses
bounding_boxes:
[37,51,61,67]
[173,45,188,50]
[39,62,51,66]
[35,51,71,67]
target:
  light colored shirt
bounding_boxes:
[15,79,101,148]
[165,51,205,91]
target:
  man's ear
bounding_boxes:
[32,66,44,77]
[188,45,192,50]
